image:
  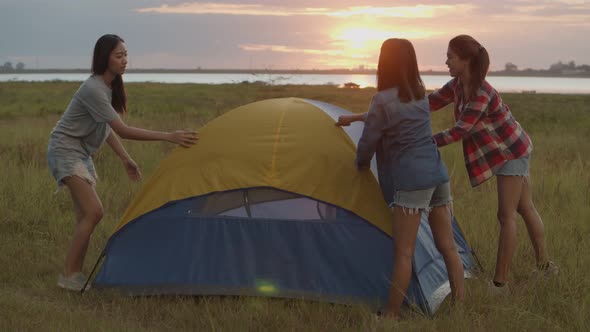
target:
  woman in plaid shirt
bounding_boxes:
[338,35,558,293]
[430,35,557,291]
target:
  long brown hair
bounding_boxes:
[377,38,425,102]
[448,35,490,99]
[91,34,127,113]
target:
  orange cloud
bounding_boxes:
[137,3,472,18]
[240,44,344,56]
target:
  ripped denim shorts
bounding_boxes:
[390,182,453,215]
[47,147,98,190]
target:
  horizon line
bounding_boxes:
[0,67,576,74]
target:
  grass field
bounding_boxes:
[1,81,589,331]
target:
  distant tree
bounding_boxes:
[2,61,13,71]
[343,82,360,89]
[567,60,576,69]
[16,62,25,71]
[549,61,565,72]
[504,62,518,72]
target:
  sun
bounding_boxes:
[328,25,440,68]
[332,26,437,51]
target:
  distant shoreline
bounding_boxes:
[2,68,590,78]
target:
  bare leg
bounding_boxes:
[428,205,465,301]
[517,176,549,265]
[494,176,524,284]
[384,207,421,319]
[63,176,104,276]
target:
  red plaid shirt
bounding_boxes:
[429,78,533,187]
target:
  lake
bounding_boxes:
[1,72,589,94]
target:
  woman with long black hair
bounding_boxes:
[47,34,198,291]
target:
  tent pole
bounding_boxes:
[452,216,485,272]
[81,250,106,295]
[243,190,252,218]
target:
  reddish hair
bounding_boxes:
[377,38,425,102]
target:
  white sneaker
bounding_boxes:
[487,280,509,296]
[57,272,91,291]
[530,261,559,279]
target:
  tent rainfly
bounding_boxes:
[92,98,477,315]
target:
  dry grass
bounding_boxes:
[1,82,589,331]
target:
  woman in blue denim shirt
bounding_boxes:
[337,38,464,318]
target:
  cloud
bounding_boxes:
[136,3,471,18]
[240,44,344,56]
[239,24,447,68]
[325,5,461,18]
[484,6,590,27]
[1,0,588,70]
[129,1,590,70]
[491,13,590,25]
[471,0,590,24]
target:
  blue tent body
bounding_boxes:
[93,98,477,315]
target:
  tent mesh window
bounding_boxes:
[185,188,353,222]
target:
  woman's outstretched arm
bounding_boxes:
[108,117,198,147]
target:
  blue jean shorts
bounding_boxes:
[47,147,98,190]
[495,155,530,177]
[390,182,453,213]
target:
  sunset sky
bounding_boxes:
[1,0,589,71]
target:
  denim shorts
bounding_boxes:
[390,182,453,212]
[47,147,97,190]
[495,155,530,177]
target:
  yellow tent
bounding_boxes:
[114,97,392,235]
[93,97,476,316]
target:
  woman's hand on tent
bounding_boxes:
[123,158,142,182]
[335,115,354,127]
[168,130,199,147]
[336,113,367,127]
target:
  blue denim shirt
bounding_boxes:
[356,88,449,202]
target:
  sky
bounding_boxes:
[0,0,589,71]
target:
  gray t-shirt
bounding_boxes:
[49,75,120,156]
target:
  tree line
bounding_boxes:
[2,60,589,77]
[1,61,26,71]
[503,60,590,73]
